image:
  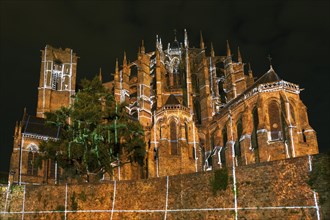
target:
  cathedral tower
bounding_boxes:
[36,45,78,118]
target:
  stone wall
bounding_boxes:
[1,155,326,219]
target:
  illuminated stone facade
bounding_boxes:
[10,46,77,185]
[9,30,318,184]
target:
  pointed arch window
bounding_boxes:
[222,126,228,147]
[27,151,39,176]
[194,100,202,124]
[52,60,62,90]
[219,81,226,104]
[252,107,260,163]
[235,117,243,165]
[170,120,178,155]
[184,122,189,143]
[268,101,283,140]
[27,144,40,176]
[220,126,228,167]
[27,152,33,175]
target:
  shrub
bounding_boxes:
[210,168,228,195]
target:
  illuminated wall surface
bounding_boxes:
[1,155,329,219]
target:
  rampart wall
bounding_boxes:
[0,155,327,220]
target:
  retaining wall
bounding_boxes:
[0,155,326,219]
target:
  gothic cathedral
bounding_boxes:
[9,30,318,184]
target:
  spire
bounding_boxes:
[141,40,145,54]
[98,67,102,82]
[226,40,231,57]
[115,58,119,74]
[184,29,189,48]
[156,35,159,49]
[200,30,204,49]
[159,37,163,50]
[123,51,127,67]
[210,42,215,57]
[248,62,253,77]
[237,46,242,63]
[173,29,177,41]
[14,121,19,137]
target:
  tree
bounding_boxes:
[39,76,145,182]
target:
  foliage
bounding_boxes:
[210,168,228,195]
[10,184,24,193]
[71,192,78,211]
[79,191,87,202]
[308,152,330,206]
[55,205,65,211]
[39,76,146,182]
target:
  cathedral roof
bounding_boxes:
[165,94,180,105]
[22,115,60,138]
[240,67,281,97]
[220,67,282,112]
[253,66,281,85]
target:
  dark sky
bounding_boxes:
[1,1,329,172]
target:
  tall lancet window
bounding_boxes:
[33,153,39,176]
[50,159,56,179]
[27,152,33,175]
[194,100,202,124]
[27,152,39,176]
[170,120,178,155]
[221,126,228,167]
[252,107,260,163]
[268,101,283,140]
[235,117,243,165]
[27,144,40,176]
[185,122,189,143]
[52,60,62,90]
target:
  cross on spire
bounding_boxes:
[267,54,272,66]
[173,29,177,41]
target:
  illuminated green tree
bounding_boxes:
[39,76,145,182]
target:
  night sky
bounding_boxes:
[1,1,329,173]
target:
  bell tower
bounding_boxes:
[36,45,78,118]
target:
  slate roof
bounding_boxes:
[252,67,281,86]
[218,67,282,114]
[228,67,281,104]
[165,94,180,105]
[22,115,60,138]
